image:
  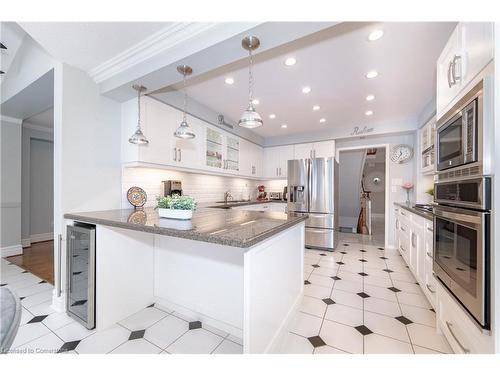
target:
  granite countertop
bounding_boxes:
[64,206,306,248]
[394,202,434,221]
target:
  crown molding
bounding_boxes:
[88,22,219,84]
[22,122,54,134]
[1,115,23,124]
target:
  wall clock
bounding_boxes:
[390,144,414,164]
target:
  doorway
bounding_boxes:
[337,146,387,247]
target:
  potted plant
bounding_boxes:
[156,195,196,220]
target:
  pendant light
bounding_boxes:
[173,65,196,139]
[128,84,149,145]
[238,36,263,129]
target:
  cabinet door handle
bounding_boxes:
[426,251,433,259]
[400,211,406,216]
[401,226,406,232]
[395,219,399,229]
[400,245,406,252]
[411,233,416,248]
[451,54,462,83]
[426,283,435,294]
[173,148,177,161]
[446,321,470,354]
[276,167,278,176]
[279,167,282,176]
[178,148,182,162]
[427,226,433,232]
[447,61,453,88]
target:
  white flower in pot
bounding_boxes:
[156,195,196,220]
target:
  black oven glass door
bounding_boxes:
[434,178,490,210]
[438,114,463,170]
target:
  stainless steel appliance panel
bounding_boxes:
[309,157,334,214]
[66,223,96,329]
[306,213,334,229]
[287,159,309,213]
[434,177,491,210]
[305,228,335,250]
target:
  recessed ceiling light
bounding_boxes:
[313,105,320,111]
[366,94,375,101]
[368,30,384,41]
[252,99,260,105]
[284,57,296,66]
[365,110,373,116]
[366,71,379,79]
[302,86,311,94]
[281,124,287,128]
[319,118,326,123]
[269,113,276,119]
[224,77,234,85]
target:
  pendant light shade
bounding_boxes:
[129,85,149,145]
[239,36,263,129]
[174,65,195,139]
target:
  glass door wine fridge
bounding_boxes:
[66,223,96,329]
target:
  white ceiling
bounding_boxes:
[174,22,455,138]
[18,22,172,72]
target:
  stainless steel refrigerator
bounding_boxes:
[287,157,339,251]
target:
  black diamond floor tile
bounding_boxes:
[189,321,202,330]
[0,283,6,287]
[336,261,345,265]
[38,280,47,284]
[19,297,25,300]
[27,315,48,324]
[360,249,367,252]
[147,303,155,308]
[311,264,320,268]
[357,292,370,299]
[307,335,326,348]
[319,253,327,256]
[354,325,373,336]
[379,256,388,260]
[58,340,81,353]
[430,308,436,313]
[343,244,349,247]
[330,276,341,281]
[72,271,82,275]
[340,251,347,254]
[358,272,368,276]
[395,316,413,325]
[322,298,335,305]
[71,300,87,306]
[129,329,146,340]
[359,259,367,263]
[22,270,29,273]
[378,247,384,250]
[304,280,311,285]
[387,287,401,293]
[382,269,394,273]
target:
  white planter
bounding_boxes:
[158,208,193,220]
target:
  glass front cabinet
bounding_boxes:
[205,126,239,173]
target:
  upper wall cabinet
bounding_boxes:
[240,139,263,178]
[293,140,335,159]
[419,116,436,175]
[263,145,294,179]
[437,22,494,118]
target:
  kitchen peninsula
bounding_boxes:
[64,207,307,353]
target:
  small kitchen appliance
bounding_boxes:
[163,180,183,196]
[257,185,267,201]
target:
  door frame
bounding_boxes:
[336,144,390,249]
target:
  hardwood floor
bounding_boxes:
[7,240,54,284]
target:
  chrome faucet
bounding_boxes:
[224,191,233,204]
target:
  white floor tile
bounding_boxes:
[166,329,224,354]
[308,274,334,288]
[277,332,313,354]
[407,323,453,353]
[413,345,445,354]
[397,291,431,309]
[152,303,174,314]
[15,282,53,298]
[119,307,168,331]
[363,274,393,288]
[314,345,349,354]
[392,280,426,294]
[333,279,363,294]
[324,304,363,327]
[364,333,413,354]
[76,325,130,354]
[303,284,332,299]
[299,296,327,318]
[227,334,243,346]
[400,304,436,327]
[20,289,53,308]
[288,311,322,338]
[319,319,363,354]
[42,312,76,331]
[19,307,34,325]
[53,321,94,342]
[11,322,51,348]
[330,289,363,310]
[111,338,162,354]
[363,311,410,342]
[27,301,57,316]
[13,332,63,354]
[213,339,243,354]
[311,266,339,278]
[390,271,416,283]
[144,315,189,349]
[363,284,398,302]
[363,297,401,317]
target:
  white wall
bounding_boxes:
[0,117,22,255]
[336,132,416,249]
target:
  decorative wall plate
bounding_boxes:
[127,187,147,208]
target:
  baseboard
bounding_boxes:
[30,232,54,243]
[21,238,31,248]
[50,290,66,313]
[1,244,23,257]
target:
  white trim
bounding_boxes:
[1,244,23,257]
[0,115,22,124]
[21,238,31,248]
[88,22,218,83]
[22,122,54,134]
[0,201,21,208]
[30,232,53,243]
[50,289,65,313]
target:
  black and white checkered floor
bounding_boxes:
[1,234,452,354]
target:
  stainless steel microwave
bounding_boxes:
[436,81,483,172]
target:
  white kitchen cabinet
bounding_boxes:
[172,115,205,169]
[436,22,494,118]
[293,140,335,159]
[419,116,436,175]
[422,220,437,307]
[263,145,294,179]
[233,202,287,213]
[240,139,263,178]
[205,125,241,175]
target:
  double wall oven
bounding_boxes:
[433,79,492,330]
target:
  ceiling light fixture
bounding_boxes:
[284,57,296,66]
[313,105,320,111]
[365,110,373,116]
[302,86,311,94]
[238,36,263,129]
[281,124,287,128]
[319,118,326,123]
[368,30,384,41]
[366,94,375,101]
[128,85,149,145]
[225,77,234,85]
[252,99,260,105]
[173,65,196,139]
[366,70,379,79]
[269,114,276,119]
